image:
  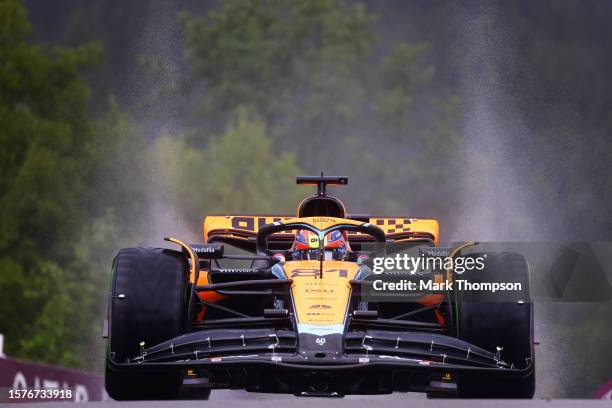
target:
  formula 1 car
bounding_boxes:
[104,175,534,399]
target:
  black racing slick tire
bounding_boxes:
[454,252,535,398]
[105,247,189,400]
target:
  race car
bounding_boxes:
[104,175,534,399]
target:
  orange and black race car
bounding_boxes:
[104,175,534,400]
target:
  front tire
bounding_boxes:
[105,247,189,400]
[456,252,535,398]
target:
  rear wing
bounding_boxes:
[203,215,439,251]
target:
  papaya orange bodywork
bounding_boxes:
[283,260,360,326]
[198,215,442,320]
[203,215,439,245]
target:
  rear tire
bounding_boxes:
[105,247,189,400]
[456,252,535,398]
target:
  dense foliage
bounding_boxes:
[0,0,306,368]
[0,0,103,366]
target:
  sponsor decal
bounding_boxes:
[230,216,287,231]
[0,357,106,402]
[218,268,255,273]
[296,324,344,335]
[291,268,349,278]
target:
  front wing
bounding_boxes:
[107,326,534,396]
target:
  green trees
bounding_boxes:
[181,0,460,215]
[142,111,303,230]
[199,111,303,214]
[182,0,374,137]
[0,0,102,366]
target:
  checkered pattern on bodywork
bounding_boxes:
[204,215,429,241]
[372,218,412,234]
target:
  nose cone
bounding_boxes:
[283,260,360,358]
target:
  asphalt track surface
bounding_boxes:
[6,399,609,408]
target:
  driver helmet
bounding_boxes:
[291,229,348,261]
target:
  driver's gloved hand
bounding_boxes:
[357,254,373,268]
[271,263,287,279]
[355,264,373,281]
